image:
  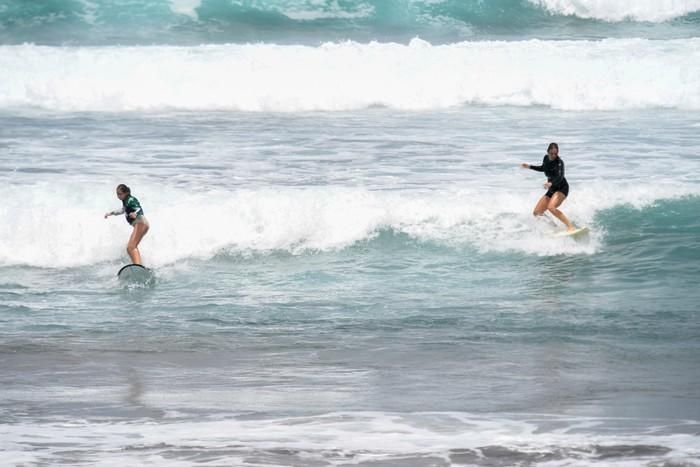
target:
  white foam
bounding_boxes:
[1,412,698,466]
[168,0,201,19]
[1,38,699,112]
[529,0,700,22]
[1,181,697,268]
[276,1,375,20]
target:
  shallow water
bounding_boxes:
[2,107,700,465]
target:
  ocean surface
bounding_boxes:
[1,1,700,466]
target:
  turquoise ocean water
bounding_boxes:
[1,1,700,465]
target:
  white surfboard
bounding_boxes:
[552,226,589,238]
[117,264,154,285]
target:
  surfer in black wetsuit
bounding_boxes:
[104,184,150,265]
[521,142,575,232]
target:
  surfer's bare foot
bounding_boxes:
[567,225,576,232]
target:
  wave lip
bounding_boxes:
[529,0,700,22]
[2,183,698,269]
[2,0,700,46]
[1,38,699,112]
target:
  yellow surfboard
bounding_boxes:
[552,226,589,238]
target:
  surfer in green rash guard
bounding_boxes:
[104,184,150,265]
[521,142,576,232]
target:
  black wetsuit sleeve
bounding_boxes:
[528,155,546,172]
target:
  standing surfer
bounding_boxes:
[521,142,575,232]
[104,184,150,265]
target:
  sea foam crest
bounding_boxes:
[529,0,700,22]
[1,38,698,112]
[1,182,697,268]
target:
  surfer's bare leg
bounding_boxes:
[547,193,575,231]
[532,194,550,216]
[127,218,149,265]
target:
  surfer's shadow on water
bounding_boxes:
[120,367,167,419]
[527,255,598,316]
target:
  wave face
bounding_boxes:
[1,0,699,45]
[1,182,697,268]
[2,39,699,112]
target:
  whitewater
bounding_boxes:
[2,38,699,111]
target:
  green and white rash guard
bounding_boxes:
[111,195,143,225]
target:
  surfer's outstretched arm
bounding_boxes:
[104,207,125,219]
[521,161,544,172]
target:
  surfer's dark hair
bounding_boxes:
[116,184,130,195]
[547,142,559,152]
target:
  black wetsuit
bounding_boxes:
[529,155,569,197]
